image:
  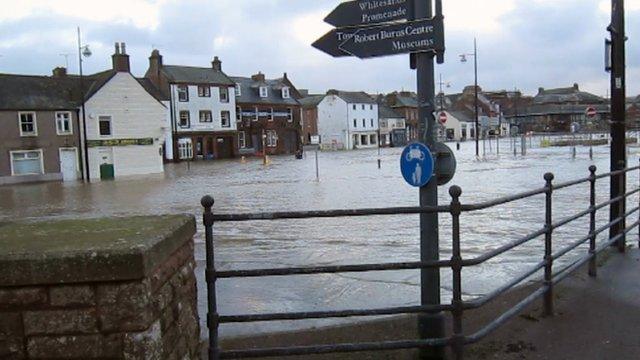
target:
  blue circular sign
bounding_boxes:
[400,143,434,187]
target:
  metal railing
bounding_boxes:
[200,163,640,359]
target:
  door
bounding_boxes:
[215,137,233,159]
[59,148,78,181]
[99,148,114,180]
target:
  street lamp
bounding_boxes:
[460,38,479,158]
[77,27,92,182]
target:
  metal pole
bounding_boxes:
[474,38,479,159]
[315,149,319,182]
[449,186,464,360]
[413,0,444,358]
[588,165,597,277]
[609,0,627,243]
[201,196,220,360]
[78,27,90,182]
[543,173,555,317]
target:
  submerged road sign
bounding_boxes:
[339,17,444,59]
[400,143,434,187]
[324,0,410,27]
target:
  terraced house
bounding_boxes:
[231,72,303,155]
[145,50,238,161]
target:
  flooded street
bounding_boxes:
[1,139,638,338]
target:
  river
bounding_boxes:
[1,138,638,338]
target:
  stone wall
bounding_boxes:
[0,215,200,359]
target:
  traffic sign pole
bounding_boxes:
[414,0,445,359]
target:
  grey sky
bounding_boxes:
[0,0,638,97]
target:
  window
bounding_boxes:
[198,85,210,97]
[177,85,189,102]
[370,105,373,110]
[353,119,357,128]
[238,131,246,148]
[362,119,366,128]
[98,116,112,136]
[282,87,290,99]
[362,104,365,110]
[353,104,356,110]
[260,86,268,98]
[287,108,293,122]
[236,107,242,121]
[221,111,231,127]
[18,112,37,136]
[10,150,43,176]
[178,138,193,159]
[397,120,405,128]
[220,87,229,103]
[55,112,72,135]
[266,130,277,147]
[235,83,242,97]
[370,134,377,145]
[199,110,212,123]
[179,111,190,128]
[370,119,374,127]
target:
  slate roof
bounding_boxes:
[231,76,300,106]
[509,103,610,118]
[393,93,418,107]
[378,103,403,119]
[534,85,604,105]
[329,90,377,104]
[299,95,325,108]
[160,65,235,86]
[0,71,167,110]
[136,78,170,102]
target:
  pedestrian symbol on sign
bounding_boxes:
[400,143,434,187]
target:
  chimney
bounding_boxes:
[326,89,339,96]
[283,72,288,80]
[112,42,130,72]
[538,87,545,94]
[251,72,265,82]
[573,83,579,91]
[212,56,222,71]
[148,49,163,80]
[52,67,67,78]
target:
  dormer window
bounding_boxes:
[282,87,290,99]
[260,86,268,98]
[235,83,241,97]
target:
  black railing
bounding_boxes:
[201,163,640,359]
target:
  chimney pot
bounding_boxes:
[52,67,67,78]
[120,42,126,55]
[114,43,120,55]
[212,56,222,71]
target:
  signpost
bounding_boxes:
[438,111,447,125]
[314,1,447,358]
[586,106,597,118]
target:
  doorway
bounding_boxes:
[59,148,78,181]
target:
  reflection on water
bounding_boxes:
[1,139,638,338]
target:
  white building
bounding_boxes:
[145,51,238,161]
[317,91,379,150]
[82,43,167,181]
[378,103,407,147]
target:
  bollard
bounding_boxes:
[543,173,554,317]
[572,146,576,159]
[449,186,465,360]
[201,196,220,360]
[456,142,460,151]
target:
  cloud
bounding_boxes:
[0,0,638,97]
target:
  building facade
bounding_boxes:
[385,91,418,141]
[300,95,323,144]
[145,50,238,161]
[317,90,379,150]
[232,73,302,156]
[378,103,406,147]
[0,71,82,185]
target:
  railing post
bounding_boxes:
[588,166,597,277]
[543,173,554,317]
[201,196,220,360]
[638,159,639,249]
[449,186,464,360]
[617,160,626,253]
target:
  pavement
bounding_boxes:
[212,246,640,360]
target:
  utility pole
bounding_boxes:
[608,0,627,244]
[413,0,445,358]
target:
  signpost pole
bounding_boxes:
[609,0,626,245]
[413,1,445,359]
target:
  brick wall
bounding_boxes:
[0,215,200,359]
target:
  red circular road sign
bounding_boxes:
[586,107,597,118]
[438,112,448,124]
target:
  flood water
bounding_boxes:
[1,138,638,338]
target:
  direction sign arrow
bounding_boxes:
[324,0,410,28]
[312,28,359,57]
[339,17,444,59]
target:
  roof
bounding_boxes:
[389,92,418,108]
[231,76,300,106]
[534,85,604,105]
[378,103,403,119]
[329,90,377,104]
[508,103,610,118]
[299,95,325,108]
[161,65,235,86]
[0,70,167,110]
[136,78,170,102]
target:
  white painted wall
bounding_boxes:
[172,84,237,133]
[317,95,348,150]
[83,72,166,180]
[347,103,379,133]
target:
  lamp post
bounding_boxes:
[460,38,479,158]
[77,27,92,182]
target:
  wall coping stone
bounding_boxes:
[0,215,196,287]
